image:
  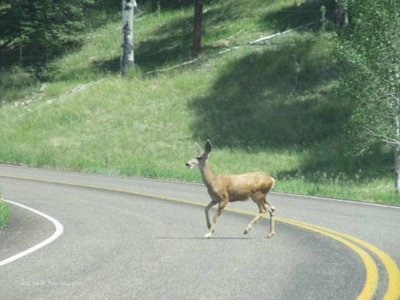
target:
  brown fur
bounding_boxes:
[186,140,276,238]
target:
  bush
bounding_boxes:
[0,65,37,103]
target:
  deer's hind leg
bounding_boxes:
[264,198,275,238]
[244,193,275,238]
[244,193,267,235]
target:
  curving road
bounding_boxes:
[0,164,399,299]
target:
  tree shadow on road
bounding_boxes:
[157,236,262,240]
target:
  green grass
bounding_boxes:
[0,0,398,205]
[0,198,9,228]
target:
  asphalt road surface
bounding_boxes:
[0,164,399,299]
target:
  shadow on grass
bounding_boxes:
[188,37,341,147]
[188,34,392,181]
[89,12,195,75]
[137,0,215,12]
[264,0,336,32]
[35,3,242,81]
[135,31,193,73]
[89,0,335,75]
[93,57,120,73]
[132,3,244,73]
[277,144,393,183]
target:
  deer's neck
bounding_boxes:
[200,161,217,189]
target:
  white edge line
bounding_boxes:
[0,199,64,267]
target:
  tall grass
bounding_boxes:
[0,198,9,228]
[0,0,398,205]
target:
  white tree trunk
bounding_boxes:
[121,0,135,75]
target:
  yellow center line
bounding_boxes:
[279,217,400,300]
[2,173,400,299]
[221,207,378,300]
[276,217,377,300]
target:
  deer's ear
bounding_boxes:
[205,139,212,154]
[194,143,202,155]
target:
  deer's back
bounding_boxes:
[219,172,274,201]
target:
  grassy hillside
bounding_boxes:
[0,0,398,204]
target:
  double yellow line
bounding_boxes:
[277,216,398,300]
[1,174,399,300]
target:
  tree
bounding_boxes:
[120,0,136,75]
[335,0,349,27]
[0,0,90,65]
[192,0,202,56]
[335,0,400,191]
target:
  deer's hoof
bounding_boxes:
[267,232,275,239]
[204,232,212,239]
[243,228,250,235]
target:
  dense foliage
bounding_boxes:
[0,1,90,65]
[335,0,400,152]
[0,0,123,68]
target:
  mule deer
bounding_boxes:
[186,140,276,239]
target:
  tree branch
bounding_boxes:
[145,59,198,75]
[249,22,314,45]
[364,127,400,147]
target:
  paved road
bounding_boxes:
[0,164,399,299]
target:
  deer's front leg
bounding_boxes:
[204,200,217,230]
[204,200,227,239]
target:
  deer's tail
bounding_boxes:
[270,177,276,191]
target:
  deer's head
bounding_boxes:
[185,140,212,169]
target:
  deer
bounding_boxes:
[185,140,276,239]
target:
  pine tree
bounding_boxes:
[0,0,92,65]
